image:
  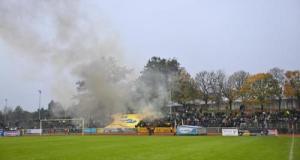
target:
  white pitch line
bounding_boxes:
[288,131,295,160]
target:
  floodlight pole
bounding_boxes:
[38,90,41,122]
[39,120,42,136]
[5,98,7,108]
[38,90,42,135]
[169,88,172,115]
[82,118,85,136]
[4,98,7,127]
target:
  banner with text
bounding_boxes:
[4,130,20,136]
[176,125,204,135]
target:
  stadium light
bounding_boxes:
[38,90,42,121]
[4,98,8,128]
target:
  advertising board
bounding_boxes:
[154,127,173,133]
[4,130,21,136]
[267,129,278,136]
[83,128,97,134]
[96,128,104,134]
[176,125,203,135]
[104,128,136,134]
[222,128,239,136]
[26,129,42,134]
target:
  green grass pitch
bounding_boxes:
[0,136,299,160]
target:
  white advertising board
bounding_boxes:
[222,128,239,136]
[26,129,42,134]
[267,129,278,136]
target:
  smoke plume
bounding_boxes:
[0,0,170,126]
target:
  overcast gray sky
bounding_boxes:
[1,0,300,111]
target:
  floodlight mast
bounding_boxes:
[38,90,42,122]
[82,118,85,136]
[39,120,42,136]
[4,98,7,127]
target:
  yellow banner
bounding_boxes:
[105,114,142,128]
[96,128,104,134]
[154,127,173,133]
[137,127,148,133]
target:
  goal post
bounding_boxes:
[40,118,85,136]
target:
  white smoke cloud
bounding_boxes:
[0,0,122,106]
[0,0,171,125]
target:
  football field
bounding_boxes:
[0,135,299,160]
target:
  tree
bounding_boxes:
[12,106,24,127]
[284,70,300,109]
[195,71,212,109]
[195,70,225,110]
[269,67,285,110]
[223,71,249,110]
[241,73,278,111]
[210,70,225,110]
[195,71,213,109]
[172,69,199,106]
[142,57,181,74]
[48,100,65,118]
[138,57,181,105]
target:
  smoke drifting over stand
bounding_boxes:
[0,0,171,125]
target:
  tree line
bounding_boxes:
[137,57,300,111]
[0,101,67,129]
[1,56,299,128]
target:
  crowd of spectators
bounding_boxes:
[166,106,300,131]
